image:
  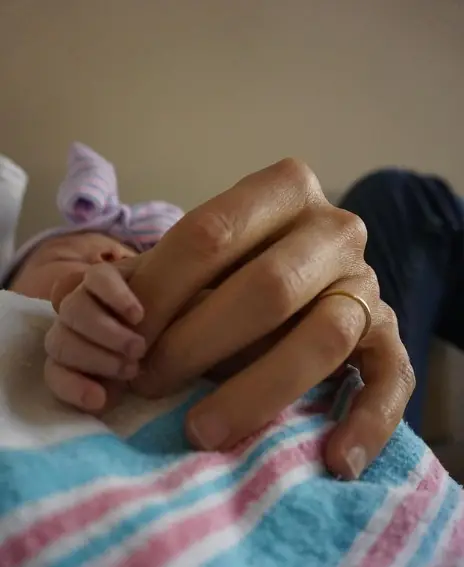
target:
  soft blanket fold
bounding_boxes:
[0,291,462,567]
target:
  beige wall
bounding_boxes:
[0,0,463,243]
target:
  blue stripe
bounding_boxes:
[49,415,327,567]
[406,479,461,567]
[205,422,427,567]
[205,479,389,567]
[0,380,355,567]
[0,381,329,516]
[0,388,210,516]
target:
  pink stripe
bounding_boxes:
[115,434,326,567]
[132,205,155,219]
[0,405,321,566]
[360,456,446,567]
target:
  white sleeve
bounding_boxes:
[0,156,28,280]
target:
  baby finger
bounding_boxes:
[44,358,107,411]
[84,263,144,326]
[45,321,139,380]
[59,289,146,360]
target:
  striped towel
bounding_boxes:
[0,290,462,567]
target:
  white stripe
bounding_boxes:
[341,449,434,567]
[168,462,321,567]
[24,416,320,567]
[85,423,329,567]
[389,465,450,566]
[0,391,191,543]
[429,494,464,567]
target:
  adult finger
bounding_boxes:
[143,212,355,396]
[184,282,371,450]
[325,306,415,480]
[44,357,107,411]
[59,288,146,360]
[129,159,325,345]
[45,321,140,380]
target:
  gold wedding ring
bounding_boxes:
[318,289,372,339]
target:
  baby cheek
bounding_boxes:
[13,263,88,302]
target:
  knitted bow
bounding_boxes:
[57,142,184,252]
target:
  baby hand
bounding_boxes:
[44,262,147,412]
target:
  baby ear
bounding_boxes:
[50,271,85,313]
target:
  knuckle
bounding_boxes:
[321,312,359,361]
[374,305,415,400]
[397,353,416,398]
[182,209,234,261]
[255,260,302,322]
[276,158,322,203]
[364,265,380,290]
[378,301,399,331]
[333,208,368,249]
[360,265,381,303]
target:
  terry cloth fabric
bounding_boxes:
[0,290,463,567]
[0,155,28,279]
[0,142,184,287]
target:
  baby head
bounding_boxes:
[1,142,183,301]
[9,231,138,301]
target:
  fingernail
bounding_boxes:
[81,389,105,411]
[345,445,367,480]
[189,412,230,450]
[121,362,139,379]
[126,337,146,360]
[126,305,143,326]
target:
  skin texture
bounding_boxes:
[41,159,414,480]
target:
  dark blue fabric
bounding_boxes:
[340,169,464,434]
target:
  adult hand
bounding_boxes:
[128,159,415,480]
